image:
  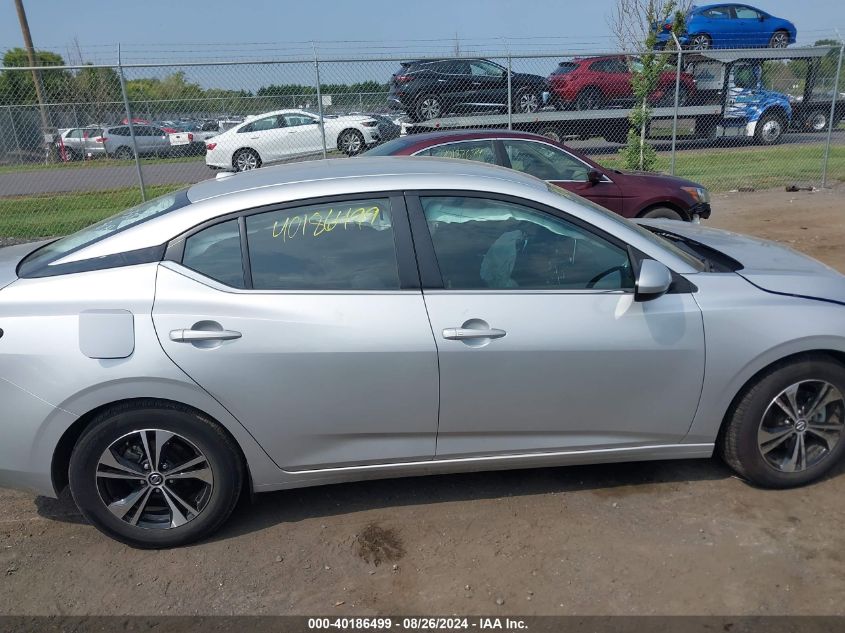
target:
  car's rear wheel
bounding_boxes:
[233,148,261,171]
[415,94,442,122]
[113,146,133,160]
[575,88,603,111]
[69,401,243,548]
[719,356,845,488]
[769,30,790,48]
[338,129,365,156]
[640,206,684,221]
[537,125,562,142]
[689,34,712,50]
[805,109,828,132]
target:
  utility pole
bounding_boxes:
[13,0,51,147]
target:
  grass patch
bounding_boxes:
[0,184,187,239]
[0,155,204,175]
[594,143,845,192]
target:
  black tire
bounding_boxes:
[233,148,261,171]
[805,109,828,132]
[69,401,244,548]
[719,355,845,489]
[575,88,603,111]
[113,146,133,160]
[769,30,790,49]
[64,148,79,162]
[414,94,442,122]
[537,125,562,143]
[338,128,366,156]
[754,111,786,145]
[514,88,542,114]
[689,33,712,50]
[640,206,684,221]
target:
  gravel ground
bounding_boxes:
[2,184,845,616]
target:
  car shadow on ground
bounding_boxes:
[34,456,845,543]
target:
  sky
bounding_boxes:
[1,0,843,92]
[1,0,843,62]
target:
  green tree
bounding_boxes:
[620,1,686,171]
[1,48,72,104]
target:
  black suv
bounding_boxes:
[388,58,549,122]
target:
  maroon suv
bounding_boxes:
[365,130,711,221]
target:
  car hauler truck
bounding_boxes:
[405,46,842,146]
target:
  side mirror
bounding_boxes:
[587,169,603,186]
[635,259,673,302]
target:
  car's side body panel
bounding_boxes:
[0,263,281,497]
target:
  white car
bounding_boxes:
[205,109,382,171]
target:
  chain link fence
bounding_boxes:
[0,43,843,240]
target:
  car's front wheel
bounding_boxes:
[514,89,541,114]
[769,30,790,48]
[719,355,845,488]
[69,401,244,548]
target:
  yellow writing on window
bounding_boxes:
[271,206,381,241]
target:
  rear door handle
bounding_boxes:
[442,327,506,340]
[170,329,242,342]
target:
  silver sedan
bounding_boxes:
[1,157,844,548]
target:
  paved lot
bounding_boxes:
[0,131,841,197]
[1,185,845,615]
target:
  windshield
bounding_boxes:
[18,188,191,276]
[545,184,706,271]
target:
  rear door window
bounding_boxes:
[417,140,497,164]
[182,220,245,288]
[245,198,400,290]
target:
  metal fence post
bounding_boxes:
[822,41,844,188]
[506,54,513,130]
[117,44,147,201]
[8,107,22,159]
[313,44,328,159]
[670,33,683,176]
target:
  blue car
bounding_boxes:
[656,4,797,50]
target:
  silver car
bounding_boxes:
[102,124,172,159]
[1,157,844,548]
[54,127,106,160]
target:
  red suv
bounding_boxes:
[549,55,697,110]
[365,130,711,221]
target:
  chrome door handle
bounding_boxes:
[170,329,242,342]
[442,327,506,340]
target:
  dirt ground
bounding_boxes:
[2,185,845,616]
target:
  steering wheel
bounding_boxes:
[586,265,629,289]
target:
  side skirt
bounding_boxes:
[253,443,715,493]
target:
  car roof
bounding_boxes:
[187,155,545,203]
[365,129,581,154]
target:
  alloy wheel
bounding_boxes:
[419,97,441,120]
[235,151,258,171]
[518,92,540,113]
[770,32,789,48]
[95,429,214,530]
[808,112,827,131]
[340,131,362,154]
[757,380,845,473]
[690,35,711,50]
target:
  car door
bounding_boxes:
[733,5,766,47]
[409,193,704,458]
[467,59,508,106]
[236,115,288,162]
[500,139,624,214]
[282,113,324,156]
[438,60,472,110]
[598,58,632,102]
[696,6,732,47]
[152,195,439,470]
